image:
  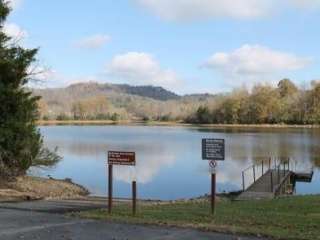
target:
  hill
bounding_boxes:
[33,82,217,121]
[114,84,180,101]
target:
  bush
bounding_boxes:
[111,113,120,121]
[56,113,70,121]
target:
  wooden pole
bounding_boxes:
[253,165,256,182]
[132,181,137,216]
[211,173,216,215]
[262,161,264,175]
[108,164,113,214]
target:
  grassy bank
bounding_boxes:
[74,195,320,240]
[37,120,320,129]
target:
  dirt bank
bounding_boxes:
[0,176,89,202]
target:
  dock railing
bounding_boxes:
[242,157,291,192]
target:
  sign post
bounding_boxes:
[107,151,136,215]
[132,181,137,216]
[202,139,225,215]
[211,170,216,215]
[108,163,113,214]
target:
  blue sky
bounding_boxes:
[4,0,320,94]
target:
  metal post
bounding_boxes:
[278,166,280,184]
[253,165,256,183]
[269,157,271,170]
[242,171,245,191]
[262,161,264,175]
[270,171,273,192]
[132,181,137,216]
[108,164,113,214]
[211,173,216,215]
[283,162,285,177]
[288,158,290,172]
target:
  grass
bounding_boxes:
[73,195,320,240]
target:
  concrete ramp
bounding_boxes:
[236,191,274,201]
[0,198,107,214]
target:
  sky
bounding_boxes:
[4,0,320,94]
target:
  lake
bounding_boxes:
[36,125,320,200]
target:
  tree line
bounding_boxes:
[37,94,211,122]
[186,79,320,124]
[37,79,320,125]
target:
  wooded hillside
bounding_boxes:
[33,82,217,121]
[34,79,320,124]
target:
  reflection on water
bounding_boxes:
[35,126,320,200]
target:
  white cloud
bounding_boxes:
[3,23,28,39]
[134,0,320,21]
[107,52,181,89]
[114,152,176,184]
[27,67,62,88]
[27,66,101,89]
[28,67,55,81]
[291,0,320,9]
[75,34,111,49]
[29,69,99,89]
[203,44,311,86]
[6,0,23,9]
[136,0,271,20]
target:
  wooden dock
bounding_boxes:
[237,159,313,201]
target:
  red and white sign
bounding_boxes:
[209,160,217,168]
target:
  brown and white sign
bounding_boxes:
[108,151,136,166]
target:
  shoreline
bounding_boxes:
[0,176,89,202]
[37,120,320,129]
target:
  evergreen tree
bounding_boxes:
[0,1,60,178]
[194,106,212,124]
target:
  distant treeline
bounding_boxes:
[36,85,209,122]
[37,79,320,125]
[38,96,123,121]
[186,79,320,125]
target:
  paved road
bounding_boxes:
[0,200,266,240]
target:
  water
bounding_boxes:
[36,125,320,200]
